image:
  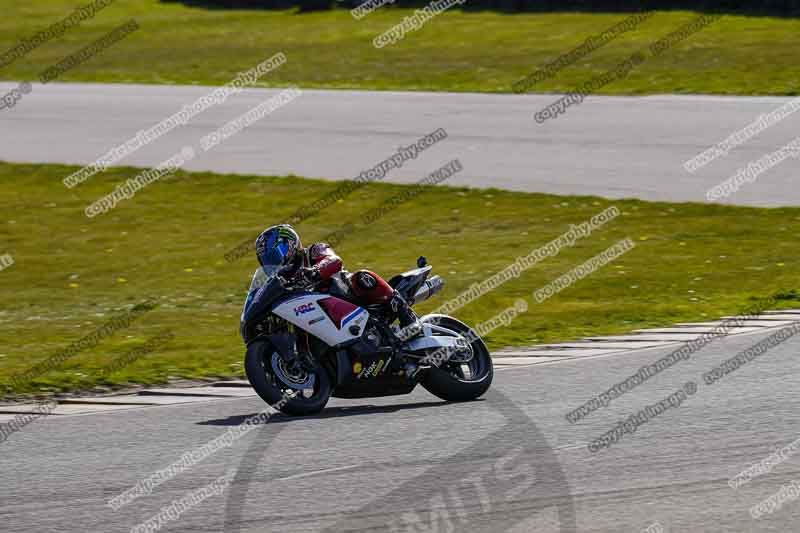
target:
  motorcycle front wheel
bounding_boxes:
[245,339,332,416]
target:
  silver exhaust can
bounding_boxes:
[412,275,445,304]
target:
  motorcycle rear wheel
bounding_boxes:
[419,315,493,402]
[245,339,332,416]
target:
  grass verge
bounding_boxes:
[0,2,799,94]
[1,161,799,398]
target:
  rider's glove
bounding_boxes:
[297,267,320,285]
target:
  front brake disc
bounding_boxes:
[271,352,316,390]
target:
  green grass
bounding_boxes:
[0,2,799,94]
[1,160,799,398]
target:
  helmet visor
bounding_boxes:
[261,241,290,268]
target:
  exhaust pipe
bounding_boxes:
[412,275,444,304]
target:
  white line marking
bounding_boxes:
[276,464,360,482]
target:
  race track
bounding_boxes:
[3,328,799,532]
[1,82,798,207]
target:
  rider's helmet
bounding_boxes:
[255,224,302,275]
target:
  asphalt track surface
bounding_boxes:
[1,82,799,207]
[3,328,800,532]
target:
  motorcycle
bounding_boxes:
[240,256,493,415]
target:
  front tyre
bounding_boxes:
[245,340,332,416]
[419,315,493,402]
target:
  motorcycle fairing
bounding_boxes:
[388,266,432,302]
[317,297,366,329]
[272,294,369,347]
[241,268,282,325]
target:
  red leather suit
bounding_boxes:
[299,243,395,305]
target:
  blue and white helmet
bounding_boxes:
[255,224,302,274]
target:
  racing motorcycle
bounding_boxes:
[240,257,493,415]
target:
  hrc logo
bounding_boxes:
[294,303,316,316]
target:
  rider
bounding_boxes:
[255,224,420,331]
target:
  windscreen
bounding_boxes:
[241,266,279,321]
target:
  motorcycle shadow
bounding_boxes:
[198,399,472,426]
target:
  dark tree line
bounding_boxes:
[162,0,800,15]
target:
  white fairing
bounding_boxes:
[272,294,370,347]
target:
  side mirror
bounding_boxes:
[417,256,427,268]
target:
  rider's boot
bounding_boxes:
[390,291,422,340]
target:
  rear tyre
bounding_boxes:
[245,340,331,416]
[419,315,493,402]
